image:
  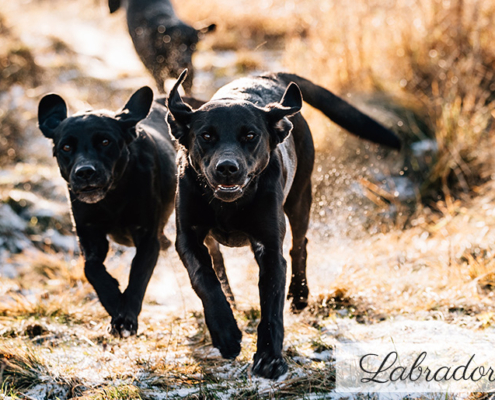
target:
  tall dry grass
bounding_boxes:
[283,0,495,198]
[178,0,495,199]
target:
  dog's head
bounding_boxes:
[154,23,216,77]
[38,87,153,204]
[167,70,302,202]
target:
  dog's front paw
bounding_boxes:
[287,285,309,313]
[252,352,288,379]
[109,314,138,338]
[207,315,242,359]
[288,295,308,313]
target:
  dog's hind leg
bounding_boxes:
[284,175,312,313]
[205,235,236,307]
[152,66,167,94]
[159,234,172,251]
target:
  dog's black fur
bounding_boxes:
[109,0,215,94]
[167,70,400,379]
[38,87,177,337]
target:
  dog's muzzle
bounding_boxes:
[70,164,111,204]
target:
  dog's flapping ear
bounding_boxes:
[108,0,121,13]
[38,94,68,139]
[198,23,216,37]
[266,82,302,146]
[166,70,194,148]
[115,86,153,143]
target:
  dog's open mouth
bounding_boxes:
[79,185,104,193]
[212,177,252,201]
[216,184,241,192]
[74,184,109,204]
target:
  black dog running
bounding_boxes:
[37,87,177,337]
[167,70,400,379]
[109,0,215,94]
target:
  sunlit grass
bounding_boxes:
[179,0,495,201]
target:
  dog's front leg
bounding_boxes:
[251,239,288,380]
[112,230,161,337]
[176,228,242,358]
[77,227,122,319]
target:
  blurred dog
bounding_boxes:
[167,70,400,379]
[109,0,215,93]
[38,88,177,338]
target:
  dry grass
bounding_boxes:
[177,0,310,51]
[283,0,495,199]
[179,0,495,200]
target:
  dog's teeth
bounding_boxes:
[218,185,239,191]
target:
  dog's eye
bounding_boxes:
[244,132,256,141]
[62,144,72,152]
[101,139,110,147]
[201,132,213,142]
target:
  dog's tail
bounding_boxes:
[275,73,401,150]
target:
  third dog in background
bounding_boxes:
[109,0,215,94]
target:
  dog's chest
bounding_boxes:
[206,203,252,247]
[209,228,250,247]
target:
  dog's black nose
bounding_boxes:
[216,160,239,176]
[75,165,96,180]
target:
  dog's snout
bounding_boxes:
[216,160,239,177]
[75,165,96,180]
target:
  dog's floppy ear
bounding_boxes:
[266,82,302,146]
[198,23,216,36]
[38,94,68,139]
[166,70,194,148]
[115,86,153,143]
[108,0,121,13]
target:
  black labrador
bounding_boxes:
[166,70,400,379]
[38,88,180,337]
[109,0,215,94]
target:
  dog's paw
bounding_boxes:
[252,352,288,380]
[287,285,309,313]
[208,317,242,359]
[109,315,138,338]
[288,296,308,313]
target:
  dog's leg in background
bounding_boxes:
[204,235,236,307]
[152,68,167,95]
[284,183,312,312]
[113,229,161,336]
[159,233,172,250]
[176,227,242,358]
[284,118,315,312]
[181,68,194,95]
[77,227,122,319]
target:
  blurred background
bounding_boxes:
[1,0,495,397]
